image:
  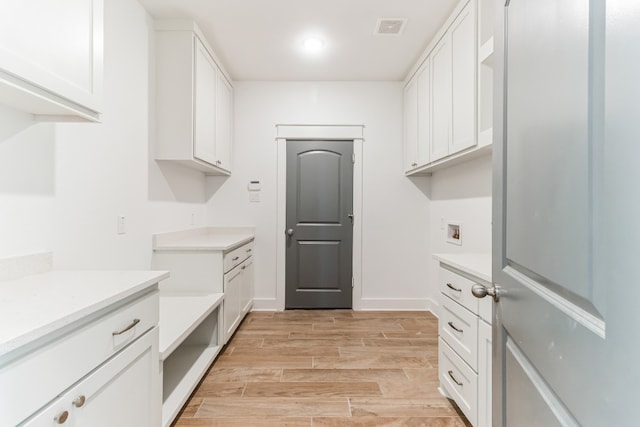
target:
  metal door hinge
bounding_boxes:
[352,277,355,289]
[352,153,355,164]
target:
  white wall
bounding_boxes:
[205,82,432,310]
[0,0,207,269]
[428,154,493,309]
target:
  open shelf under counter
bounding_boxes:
[159,294,224,427]
[162,344,222,427]
[159,293,224,360]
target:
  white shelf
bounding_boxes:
[161,344,222,427]
[158,293,224,360]
[479,36,494,66]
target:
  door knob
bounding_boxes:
[471,283,501,302]
[286,228,294,237]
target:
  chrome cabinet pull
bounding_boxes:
[447,321,463,333]
[112,318,140,336]
[54,410,69,424]
[73,395,86,408]
[448,370,463,386]
[446,283,462,292]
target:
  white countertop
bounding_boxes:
[432,253,492,283]
[153,226,255,251]
[0,270,169,358]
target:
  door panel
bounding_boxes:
[286,140,353,309]
[493,0,640,425]
[297,151,342,223]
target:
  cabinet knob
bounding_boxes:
[412,162,418,167]
[54,410,69,424]
[73,395,86,408]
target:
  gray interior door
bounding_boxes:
[285,140,353,309]
[489,0,640,425]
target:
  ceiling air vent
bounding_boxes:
[375,18,407,35]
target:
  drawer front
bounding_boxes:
[440,294,478,371]
[0,290,159,427]
[439,266,479,314]
[439,337,478,426]
[223,240,254,273]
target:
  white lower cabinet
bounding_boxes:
[24,328,159,427]
[151,231,254,426]
[1,287,161,427]
[436,258,492,427]
[224,256,254,342]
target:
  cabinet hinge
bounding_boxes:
[352,277,355,289]
[352,153,355,164]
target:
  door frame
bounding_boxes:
[275,124,364,311]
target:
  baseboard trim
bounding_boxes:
[356,297,439,313]
[250,297,440,315]
[251,298,278,311]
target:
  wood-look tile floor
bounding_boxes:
[173,310,472,427]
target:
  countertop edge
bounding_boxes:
[432,253,492,283]
[0,270,169,359]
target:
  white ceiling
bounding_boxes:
[137,0,459,81]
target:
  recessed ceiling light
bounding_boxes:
[302,37,324,53]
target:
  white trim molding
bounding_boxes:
[275,124,364,311]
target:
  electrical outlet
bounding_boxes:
[117,215,126,235]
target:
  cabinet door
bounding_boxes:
[215,73,233,172]
[223,266,242,342]
[431,34,452,162]
[403,76,419,172]
[477,319,492,427]
[193,38,217,166]
[450,2,476,154]
[417,59,431,166]
[0,0,102,120]
[23,328,160,427]
[240,258,254,315]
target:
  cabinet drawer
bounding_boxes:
[223,241,254,273]
[439,266,479,314]
[439,337,478,426]
[440,294,478,371]
[0,290,158,427]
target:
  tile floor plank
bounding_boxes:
[171,310,471,427]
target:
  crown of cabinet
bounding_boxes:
[154,20,233,175]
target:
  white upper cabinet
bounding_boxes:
[193,39,218,166]
[404,0,489,175]
[215,71,233,172]
[0,0,103,121]
[403,58,431,173]
[431,0,476,162]
[155,20,233,176]
[403,76,419,172]
[450,2,476,154]
[431,35,453,162]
